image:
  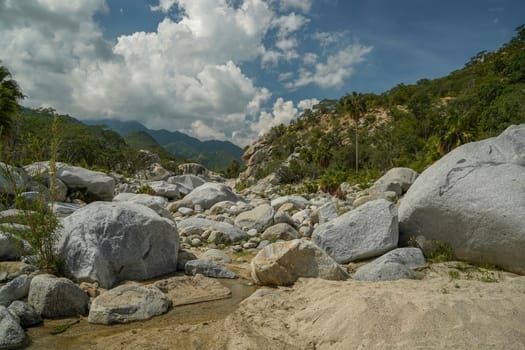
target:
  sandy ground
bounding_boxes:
[27,263,525,350]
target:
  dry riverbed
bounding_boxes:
[22,262,525,350]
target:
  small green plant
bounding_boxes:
[448,270,460,280]
[234,181,247,192]
[479,270,500,283]
[427,240,455,263]
[138,184,156,195]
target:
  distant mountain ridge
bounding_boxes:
[84,119,243,171]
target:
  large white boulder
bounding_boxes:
[234,204,274,232]
[399,124,525,274]
[167,175,206,195]
[373,167,419,195]
[57,201,179,289]
[183,182,239,209]
[88,284,170,324]
[312,199,398,264]
[146,181,181,200]
[57,164,115,201]
[28,274,89,318]
[251,239,348,286]
[354,248,426,281]
[112,193,172,220]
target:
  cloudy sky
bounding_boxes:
[0,0,523,146]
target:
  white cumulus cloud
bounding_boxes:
[0,0,372,147]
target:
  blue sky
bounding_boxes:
[0,0,523,146]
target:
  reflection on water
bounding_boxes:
[26,277,256,349]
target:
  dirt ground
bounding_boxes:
[26,263,525,350]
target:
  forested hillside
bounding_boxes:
[1,107,178,175]
[246,25,525,191]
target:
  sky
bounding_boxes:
[0,0,523,146]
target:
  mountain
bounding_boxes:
[239,25,525,191]
[7,107,154,175]
[85,119,243,171]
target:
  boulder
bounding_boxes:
[273,211,295,226]
[270,195,309,210]
[0,233,32,261]
[183,183,238,209]
[0,274,32,306]
[0,163,27,195]
[112,193,172,220]
[177,217,247,243]
[28,274,89,317]
[56,164,115,201]
[234,204,274,232]
[251,239,348,286]
[399,124,525,274]
[146,181,180,200]
[374,167,419,195]
[202,249,232,264]
[88,284,170,324]
[0,306,26,349]
[312,199,398,264]
[318,202,339,224]
[177,250,198,271]
[7,301,42,327]
[167,175,206,195]
[354,248,426,281]
[152,274,231,306]
[261,223,299,241]
[178,163,209,176]
[57,201,179,289]
[52,202,82,218]
[185,260,237,279]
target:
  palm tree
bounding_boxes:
[437,110,472,155]
[341,92,367,176]
[0,64,24,137]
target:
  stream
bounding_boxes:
[25,277,256,349]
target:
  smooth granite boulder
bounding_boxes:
[183,183,239,209]
[28,274,89,318]
[56,164,115,201]
[251,239,348,286]
[234,204,274,232]
[185,259,237,279]
[0,275,32,307]
[374,167,419,195]
[0,306,26,348]
[399,124,525,274]
[354,248,426,281]
[7,301,42,327]
[312,199,398,264]
[261,223,299,241]
[0,233,32,261]
[57,201,179,289]
[112,193,172,220]
[88,284,170,324]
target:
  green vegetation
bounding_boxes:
[255,25,525,191]
[0,64,24,137]
[0,113,63,273]
[427,241,455,263]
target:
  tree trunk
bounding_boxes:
[355,122,359,176]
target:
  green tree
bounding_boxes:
[0,65,24,137]
[340,92,367,176]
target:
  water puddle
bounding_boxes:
[26,277,256,349]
